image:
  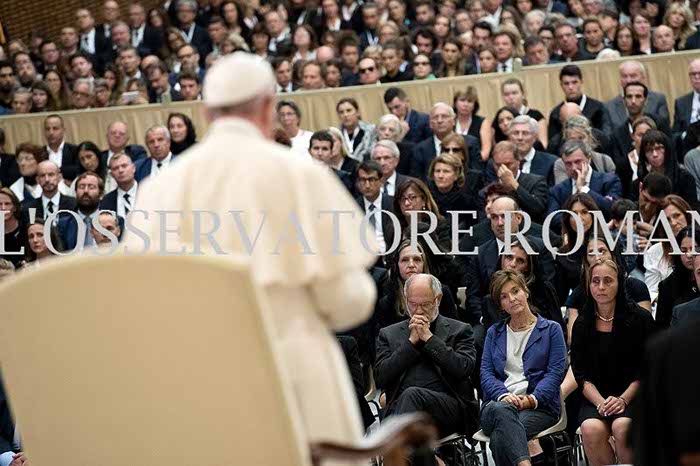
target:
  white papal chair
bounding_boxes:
[0,255,437,466]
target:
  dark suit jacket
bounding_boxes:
[482,170,549,222]
[134,25,164,57]
[134,154,178,182]
[457,220,562,256]
[530,151,558,186]
[673,91,694,138]
[411,134,481,180]
[548,97,612,141]
[374,315,479,436]
[336,335,375,430]
[101,144,147,163]
[186,24,213,66]
[21,194,77,223]
[56,143,81,181]
[464,236,556,325]
[0,153,20,188]
[546,171,622,231]
[395,141,415,176]
[99,189,119,212]
[148,87,183,104]
[671,297,700,327]
[605,91,670,130]
[632,317,700,466]
[58,211,92,251]
[355,193,396,248]
[404,110,432,144]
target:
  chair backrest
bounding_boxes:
[0,255,309,466]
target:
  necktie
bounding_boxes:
[383,181,389,196]
[157,161,163,169]
[123,193,131,214]
[47,201,54,215]
[368,203,377,229]
[84,216,95,246]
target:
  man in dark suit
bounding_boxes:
[134,126,178,183]
[309,131,355,194]
[102,121,147,165]
[503,115,557,186]
[371,140,413,198]
[672,59,700,161]
[383,87,432,144]
[548,64,612,141]
[100,153,137,219]
[358,3,380,51]
[128,2,164,57]
[412,103,481,180]
[547,140,622,232]
[76,7,112,72]
[375,273,479,438]
[463,195,556,327]
[176,0,212,66]
[605,60,670,131]
[44,114,80,182]
[21,161,78,223]
[355,160,396,259]
[485,141,548,223]
[58,172,103,251]
[146,62,183,104]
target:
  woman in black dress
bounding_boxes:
[571,259,656,466]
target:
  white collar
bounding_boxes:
[47,141,65,154]
[118,181,138,196]
[363,191,382,210]
[42,191,60,206]
[386,170,397,187]
[524,147,536,162]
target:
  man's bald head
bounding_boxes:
[559,102,582,122]
[404,273,443,320]
[619,60,647,88]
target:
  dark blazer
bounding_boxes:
[101,144,148,163]
[395,141,415,176]
[134,154,178,182]
[336,335,375,430]
[464,236,555,324]
[99,189,119,212]
[548,97,612,141]
[21,194,77,223]
[605,91,670,130]
[374,314,479,436]
[546,171,622,231]
[147,87,183,104]
[481,315,567,417]
[186,24,213,66]
[457,220,561,257]
[134,25,164,57]
[672,91,694,139]
[632,318,700,466]
[404,110,432,144]
[58,211,91,251]
[671,296,700,327]
[411,134,481,181]
[481,170,549,223]
[529,151,558,186]
[355,193,396,248]
[56,143,81,181]
[0,153,20,188]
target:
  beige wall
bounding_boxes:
[1,50,699,151]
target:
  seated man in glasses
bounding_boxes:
[374,273,479,438]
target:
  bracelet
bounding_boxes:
[619,396,629,407]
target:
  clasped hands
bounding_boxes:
[596,396,626,417]
[502,393,535,411]
[408,314,433,345]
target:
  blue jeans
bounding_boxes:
[480,401,557,466]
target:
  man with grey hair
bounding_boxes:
[122,52,378,458]
[375,273,478,438]
[412,102,481,180]
[371,139,412,196]
[604,60,670,130]
[71,78,94,109]
[502,115,558,186]
[546,139,622,231]
[134,126,175,182]
[553,115,616,185]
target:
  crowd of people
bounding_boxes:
[1,0,700,465]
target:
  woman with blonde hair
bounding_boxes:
[427,152,482,229]
[663,3,697,49]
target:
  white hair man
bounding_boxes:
[121,52,377,461]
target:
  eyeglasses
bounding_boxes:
[359,66,375,73]
[400,194,421,203]
[358,176,380,183]
[407,299,437,312]
[443,147,462,153]
[690,71,700,78]
[648,144,665,154]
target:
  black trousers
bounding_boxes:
[387,387,463,437]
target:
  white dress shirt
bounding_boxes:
[691,92,700,124]
[47,141,65,167]
[80,28,96,54]
[433,135,442,156]
[383,171,398,197]
[363,193,386,254]
[497,57,514,73]
[117,182,138,219]
[521,148,536,174]
[150,153,173,177]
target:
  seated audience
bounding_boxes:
[480,270,566,466]
[656,227,700,328]
[134,126,177,183]
[571,259,656,466]
[371,139,412,197]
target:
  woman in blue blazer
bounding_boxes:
[480,270,567,466]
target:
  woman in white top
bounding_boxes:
[480,270,567,466]
[644,194,691,305]
[9,143,44,202]
[291,25,317,63]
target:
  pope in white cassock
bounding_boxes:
[120,53,378,463]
